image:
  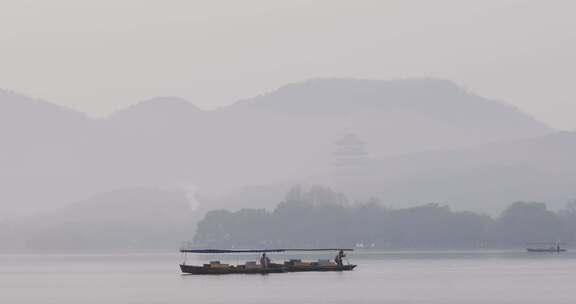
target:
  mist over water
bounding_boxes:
[3,79,576,252]
[1,1,575,303]
[2,251,575,304]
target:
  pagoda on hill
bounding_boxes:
[332,132,377,201]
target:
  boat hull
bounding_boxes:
[179,264,357,275]
[285,265,357,272]
[179,264,286,275]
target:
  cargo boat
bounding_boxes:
[179,248,357,275]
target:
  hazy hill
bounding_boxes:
[0,188,195,252]
[228,78,550,155]
[209,79,552,188]
[210,131,576,213]
[203,78,552,189]
[365,131,576,212]
[0,78,556,217]
[106,96,204,131]
[0,89,92,136]
[0,90,100,216]
[232,78,540,120]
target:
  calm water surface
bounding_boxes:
[1,251,575,304]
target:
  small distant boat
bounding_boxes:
[526,242,567,253]
[179,248,356,275]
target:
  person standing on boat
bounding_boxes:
[260,253,270,268]
[335,250,345,267]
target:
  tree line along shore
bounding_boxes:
[194,186,576,249]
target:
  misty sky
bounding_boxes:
[1,0,574,130]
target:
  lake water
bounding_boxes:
[1,250,575,303]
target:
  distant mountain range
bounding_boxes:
[0,78,562,219]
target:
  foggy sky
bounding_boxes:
[1,0,575,129]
